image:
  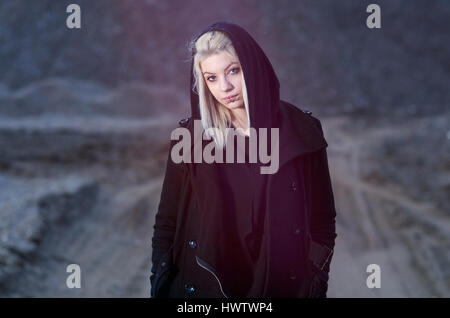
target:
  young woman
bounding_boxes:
[150,21,337,298]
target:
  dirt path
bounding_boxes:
[325,117,449,297]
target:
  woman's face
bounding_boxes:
[200,51,244,111]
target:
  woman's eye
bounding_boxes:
[206,68,239,82]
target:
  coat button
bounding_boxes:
[188,240,197,249]
[179,118,189,126]
[291,181,297,191]
[289,270,297,280]
[161,261,166,267]
[294,228,301,235]
[184,283,196,293]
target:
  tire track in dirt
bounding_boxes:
[324,117,449,297]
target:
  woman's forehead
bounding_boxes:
[200,52,240,74]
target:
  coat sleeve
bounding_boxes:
[150,136,186,296]
[309,118,337,276]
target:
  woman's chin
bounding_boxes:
[223,101,244,110]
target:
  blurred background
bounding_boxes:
[0,0,448,297]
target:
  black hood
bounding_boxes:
[189,21,281,132]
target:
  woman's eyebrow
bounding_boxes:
[203,62,239,75]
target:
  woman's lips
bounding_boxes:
[224,94,238,102]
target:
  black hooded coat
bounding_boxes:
[150,21,337,298]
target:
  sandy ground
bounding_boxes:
[0,165,165,297]
[325,117,449,297]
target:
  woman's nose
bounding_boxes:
[219,76,233,91]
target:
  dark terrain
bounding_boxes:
[0,0,448,297]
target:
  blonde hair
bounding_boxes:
[188,30,250,149]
